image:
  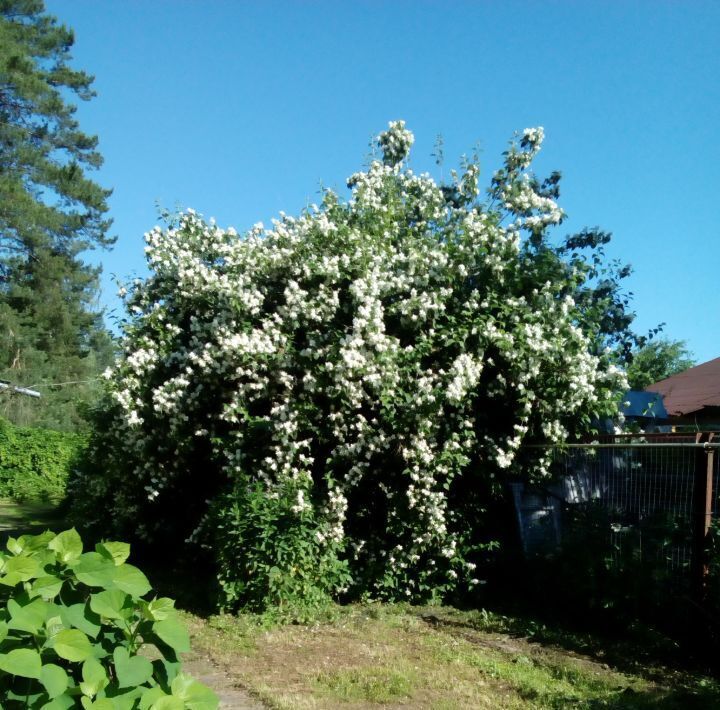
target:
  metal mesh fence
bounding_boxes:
[516,434,719,578]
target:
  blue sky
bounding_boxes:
[47,0,719,362]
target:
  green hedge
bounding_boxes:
[0,418,86,501]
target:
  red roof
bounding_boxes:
[646,357,720,416]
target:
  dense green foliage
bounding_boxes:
[72,122,634,614]
[0,0,115,431]
[626,338,696,390]
[211,484,351,617]
[0,528,218,708]
[0,417,86,500]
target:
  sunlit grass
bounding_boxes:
[183,603,720,708]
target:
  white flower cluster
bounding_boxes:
[377,119,415,166]
[77,122,627,602]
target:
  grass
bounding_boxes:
[182,604,720,709]
[0,497,66,542]
[2,497,719,708]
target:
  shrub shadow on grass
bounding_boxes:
[418,608,720,709]
[0,497,68,543]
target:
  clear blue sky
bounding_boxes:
[47,0,720,363]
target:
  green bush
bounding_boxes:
[211,482,351,619]
[0,419,86,501]
[0,528,218,709]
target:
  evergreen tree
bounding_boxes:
[0,0,114,430]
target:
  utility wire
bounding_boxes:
[25,378,102,389]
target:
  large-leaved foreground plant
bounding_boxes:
[0,529,217,709]
[72,121,631,612]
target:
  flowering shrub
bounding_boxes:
[71,122,629,609]
[0,528,217,708]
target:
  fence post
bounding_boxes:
[691,433,714,602]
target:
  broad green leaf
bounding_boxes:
[49,529,84,563]
[90,589,130,620]
[113,646,153,689]
[150,697,184,710]
[53,628,94,662]
[153,617,190,653]
[60,603,102,639]
[45,613,65,639]
[171,672,218,709]
[41,692,75,710]
[81,699,115,710]
[6,537,23,554]
[72,552,116,588]
[2,555,42,584]
[7,596,50,634]
[0,648,42,678]
[139,687,167,710]
[80,657,108,697]
[40,663,69,699]
[96,542,131,566]
[0,620,7,642]
[152,657,181,687]
[146,597,175,621]
[22,530,56,551]
[32,574,64,600]
[108,688,146,710]
[112,564,151,597]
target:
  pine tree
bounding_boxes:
[0,0,114,430]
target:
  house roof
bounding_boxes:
[645,357,720,416]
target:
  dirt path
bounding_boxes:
[182,649,266,709]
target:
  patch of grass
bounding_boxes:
[0,497,66,542]
[316,666,414,703]
[183,603,720,709]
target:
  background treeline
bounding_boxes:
[0,415,85,499]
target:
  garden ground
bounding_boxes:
[182,604,720,709]
[2,499,720,709]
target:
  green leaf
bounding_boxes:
[146,597,175,621]
[6,537,23,555]
[90,589,130,620]
[60,602,102,639]
[112,563,151,597]
[81,699,115,710]
[139,687,167,710]
[80,656,109,697]
[49,529,84,563]
[152,657,181,688]
[150,697,184,710]
[22,530,57,552]
[171,672,219,709]
[40,663,69,699]
[7,596,50,634]
[153,617,190,653]
[107,688,146,710]
[45,613,66,638]
[113,646,153,689]
[0,620,7,642]
[32,574,64,600]
[2,555,42,584]
[52,628,94,662]
[72,552,116,588]
[96,541,131,566]
[0,648,42,678]
[41,693,75,710]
